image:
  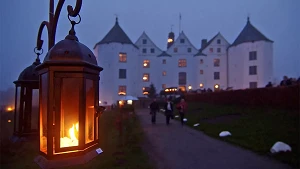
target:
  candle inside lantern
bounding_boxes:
[60,122,79,148]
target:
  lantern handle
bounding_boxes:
[35,0,82,51]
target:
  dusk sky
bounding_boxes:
[0,0,299,91]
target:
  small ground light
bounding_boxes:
[188,85,192,90]
[199,83,203,88]
[214,84,219,89]
[8,119,12,123]
[127,100,133,105]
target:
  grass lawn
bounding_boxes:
[0,110,153,169]
[177,102,299,168]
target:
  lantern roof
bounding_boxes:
[14,58,41,83]
[43,33,98,65]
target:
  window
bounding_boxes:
[162,84,166,89]
[118,86,126,95]
[209,48,213,53]
[151,48,155,53]
[214,59,220,67]
[143,87,150,95]
[178,59,187,67]
[119,53,127,62]
[217,48,221,53]
[217,39,221,44]
[249,66,257,75]
[187,48,192,53]
[214,72,220,80]
[143,73,150,82]
[142,48,147,53]
[162,71,166,76]
[249,51,257,60]
[249,82,257,89]
[200,70,203,74]
[174,47,178,53]
[142,39,147,44]
[162,59,166,64]
[143,60,150,68]
[200,59,203,64]
[119,69,126,79]
[178,72,187,85]
[180,39,185,43]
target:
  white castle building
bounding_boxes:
[94,17,273,105]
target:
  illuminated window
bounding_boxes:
[214,59,220,67]
[119,53,127,62]
[209,48,213,53]
[187,48,192,53]
[217,48,221,53]
[143,60,150,68]
[143,73,150,82]
[200,59,203,64]
[200,70,203,74]
[162,71,166,76]
[151,48,155,53]
[162,59,166,64]
[118,86,126,95]
[178,59,187,67]
[143,87,150,95]
[162,84,166,89]
[142,48,147,53]
[174,48,178,53]
[143,39,147,44]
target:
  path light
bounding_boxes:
[214,84,220,91]
[33,1,104,168]
[188,85,192,90]
[199,83,203,88]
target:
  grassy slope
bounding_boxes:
[0,110,153,169]
[181,102,299,168]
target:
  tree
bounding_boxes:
[148,83,157,99]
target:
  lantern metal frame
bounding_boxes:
[33,1,104,168]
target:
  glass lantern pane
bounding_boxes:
[60,78,80,148]
[40,73,48,154]
[31,89,39,130]
[85,79,94,144]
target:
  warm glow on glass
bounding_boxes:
[200,83,203,88]
[8,119,11,123]
[118,92,126,95]
[188,85,192,90]
[165,89,169,92]
[60,122,79,148]
[6,107,13,111]
[168,38,173,43]
[214,84,219,89]
[143,91,149,95]
[143,63,147,67]
[143,76,147,80]
[127,100,133,105]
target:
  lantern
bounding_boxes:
[34,23,103,168]
[13,57,40,137]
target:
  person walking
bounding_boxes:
[176,98,187,126]
[149,98,160,124]
[164,97,174,125]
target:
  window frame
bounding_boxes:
[178,59,187,67]
[119,53,127,62]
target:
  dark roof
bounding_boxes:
[157,51,172,57]
[94,17,138,49]
[194,33,219,56]
[230,17,273,47]
[14,59,41,83]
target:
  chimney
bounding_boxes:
[201,39,207,49]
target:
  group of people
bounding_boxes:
[149,97,187,126]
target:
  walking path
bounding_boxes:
[137,109,294,169]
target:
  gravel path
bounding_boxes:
[137,109,294,169]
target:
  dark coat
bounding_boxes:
[150,101,160,112]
